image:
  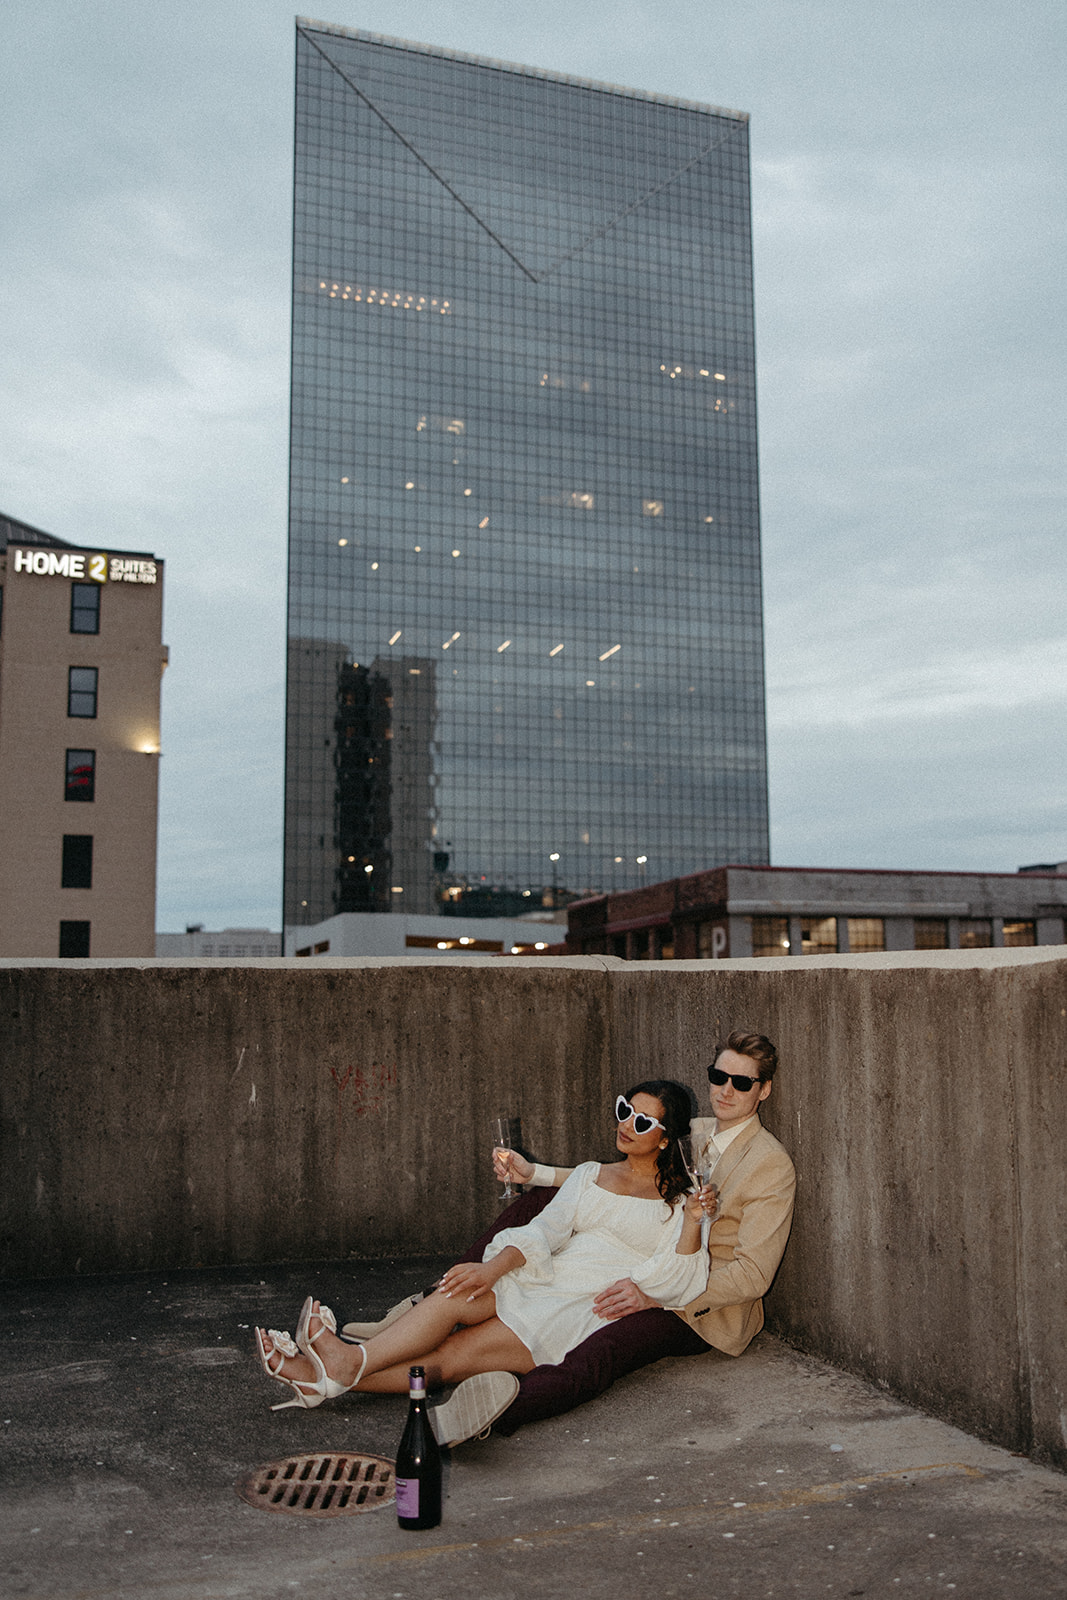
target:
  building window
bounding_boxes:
[1002,920,1036,947]
[750,916,789,957]
[913,918,947,949]
[70,582,101,634]
[65,748,96,801]
[68,666,98,718]
[848,917,885,952]
[959,918,992,949]
[59,920,91,957]
[61,834,93,889]
[801,917,837,954]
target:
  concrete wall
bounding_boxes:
[1,948,1065,1471]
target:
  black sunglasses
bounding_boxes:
[707,1064,761,1093]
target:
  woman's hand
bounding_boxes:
[493,1147,534,1185]
[683,1181,719,1224]
[437,1244,525,1302]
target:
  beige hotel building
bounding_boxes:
[0,512,166,957]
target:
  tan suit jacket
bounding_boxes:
[675,1114,796,1356]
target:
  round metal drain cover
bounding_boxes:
[236,1451,395,1517]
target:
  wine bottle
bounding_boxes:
[395,1365,442,1530]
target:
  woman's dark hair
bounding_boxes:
[623,1078,692,1207]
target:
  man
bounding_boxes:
[344,1030,795,1441]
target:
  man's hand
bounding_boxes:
[593,1278,658,1320]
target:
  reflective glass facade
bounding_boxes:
[285,23,770,925]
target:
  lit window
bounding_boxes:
[1003,920,1035,947]
[598,644,621,661]
[801,917,837,955]
[847,918,885,952]
[642,500,663,517]
[388,630,402,644]
[549,643,564,656]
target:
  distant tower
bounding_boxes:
[284,23,770,928]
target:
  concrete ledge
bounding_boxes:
[2,950,1065,1470]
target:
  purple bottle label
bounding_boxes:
[395,1478,419,1516]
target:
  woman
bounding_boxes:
[256,1080,711,1407]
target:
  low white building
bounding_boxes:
[283,910,564,958]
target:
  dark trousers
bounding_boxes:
[457,1188,711,1433]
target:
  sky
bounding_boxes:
[2,0,1064,931]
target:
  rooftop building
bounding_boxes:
[565,862,1067,959]
[0,511,166,957]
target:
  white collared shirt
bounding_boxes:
[694,1111,759,1172]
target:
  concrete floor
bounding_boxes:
[3,1256,1067,1599]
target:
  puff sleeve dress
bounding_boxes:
[483,1162,707,1366]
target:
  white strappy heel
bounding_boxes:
[294,1296,369,1403]
[254,1301,367,1410]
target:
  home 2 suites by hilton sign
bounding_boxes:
[12,548,158,585]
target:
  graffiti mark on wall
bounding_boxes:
[331,1062,397,1117]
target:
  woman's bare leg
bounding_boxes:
[258,1290,504,1393]
[350,1319,536,1394]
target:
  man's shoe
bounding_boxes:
[431,1372,520,1447]
[341,1293,422,1340]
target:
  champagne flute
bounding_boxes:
[680,1133,716,1212]
[492,1115,515,1202]
[678,1133,703,1192]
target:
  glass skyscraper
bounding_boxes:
[285,22,770,927]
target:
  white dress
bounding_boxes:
[483,1162,708,1366]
